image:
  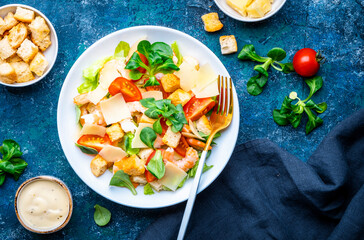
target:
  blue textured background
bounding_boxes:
[0,0,363,239]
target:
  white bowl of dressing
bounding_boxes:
[14,176,73,234]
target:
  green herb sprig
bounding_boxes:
[0,139,27,186]
[125,40,179,87]
[238,44,294,96]
[273,76,327,134]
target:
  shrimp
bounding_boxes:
[153,134,164,148]
[73,93,90,105]
[173,147,199,172]
[80,103,106,126]
[163,147,175,163]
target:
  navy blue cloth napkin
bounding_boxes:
[139,109,364,240]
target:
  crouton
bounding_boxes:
[29,52,48,76]
[35,34,51,51]
[130,175,147,185]
[161,74,180,93]
[4,13,18,31]
[14,7,35,23]
[28,17,51,51]
[8,23,28,48]
[162,126,181,148]
[11,61,34,83]
[90,154,108,177]
[106,123,124,142]
[149,180,163,192]
[0,17,7,35]
[0,63,17,84]
[17,39,38,63]
[201,13,223,32]
[137,148,154,162]
[167,89,192,106]
[7,54,22,63]
[219,35,238,55]
[196,115,212,135]
[139,114,157,124]
[0,36,16,60]
[182,56,199,70]
[114,155,145,176]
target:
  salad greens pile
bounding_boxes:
[238,44,294,96]
[126,40,180,87]
[273,76,327,134]
[94,204,111,227]
[0,139,27,186]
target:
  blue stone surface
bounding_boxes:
[0,0,363,239]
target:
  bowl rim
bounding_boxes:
[0,3,58,88]
[14,175,73,234]
[213,0,287,22]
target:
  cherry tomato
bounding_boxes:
[145,150,157,182]
[77,134,111,152]
[160,118,168,137]
[293,48,323,77]
[127,51,148,75]
[186,138,212,151]
[174,136,189,157]
[108,77,142,102]
[183,97,216,121]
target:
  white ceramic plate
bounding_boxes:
[57,26,240,209]
[0,4,58,87]
[214,0,286,22]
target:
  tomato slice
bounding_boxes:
[137,52,148,74]
[145,150,157,182]
[77,134,111,152]
[183,97,216,121]
[186,138,212,151]
[160,118,168,137]
[108,77,142,102]
[174,136,189,157]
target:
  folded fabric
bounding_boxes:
[139,109,364,240]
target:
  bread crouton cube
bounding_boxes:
[106,123,124,142]
[162,126,182,148]
[29,52,48,76]
[219,35,238,55]
[35,34,51,51]
[130,174,147,185]
[0,36,16,60]
[139,114,157,124]
[17,39,38,63]
[90,154,108,177]
[8,23,28,49]
[114,155,145,176]
[0,63,17,84]
[161,74,180,93]
[11,61,34,83]
[4,13,19,31]
[14,7,35,23]
[0,17,7,35]
[201,13,223,32]
[167,89,192,106]
[196,115,212,135]
[7,53,22,63]
[28,16,50,48]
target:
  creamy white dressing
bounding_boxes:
[17,180,70,231]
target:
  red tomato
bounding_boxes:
[160,118,168,137]
[144,79,170,98]
[145,150,157,182]
[136,51,148,74]
[293,48,323,77]
[108,77,142,102]
[174,136,189,157]
[77,134,111,152]
[183,97,216,121]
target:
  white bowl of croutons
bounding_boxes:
[214,0,286,22]
[0,4,58,87]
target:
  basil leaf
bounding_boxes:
[129,69,143,80]
[0,139,22,161]
[275,62,294,73]
[171,41,182,66]
[287,112,302,128]
[173,104,188,124]
[0,171,6,186]
[110,170,137,195]
[140,127,157,149]
[114,41,130,58]
[137,40,151,58]
[75,143,98,155]
[153,118,163,134]
[0,158,28,180]
[94,204,111,227]
[254,65,269,77]
[144,183,155,195]
[150,42,174,59]
[238,44,268,62]
[267,47,286,61]
[125,52,143,70]
[148,51,163,65]
[124,133,140,156]
[304,76,323,100]
[146,150,165,179]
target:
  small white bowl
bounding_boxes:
[0,4,58,87]
[214,0,287,22]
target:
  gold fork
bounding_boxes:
[177,75,234,240]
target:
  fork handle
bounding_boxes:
[177,150,208,240]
